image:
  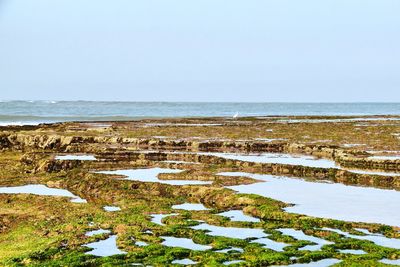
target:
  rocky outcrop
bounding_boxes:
[30,149,400,190]
[6,131,400,173]
[336,155,400,171]
[0,134,12,150]
[2,133,288,152]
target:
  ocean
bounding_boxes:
[0,101,399,125]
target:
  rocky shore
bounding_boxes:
[0,116,400,266]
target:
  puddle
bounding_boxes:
[275,258,341,267]
[160,236,212,251]
[0,184,86,203]
[338,249,366,255]
[172,259,198,265]
[369,155,400,161]
[354,123,381,127]
[254,138,287,142]
[150,213,178,226]
[310,140,332,144]
[278,229,333,251]
[86,229,111,237]
[223,260,245,265]
[191,223,266,239]
[191,223,289,251]
[203,152,399,177]
[84,123,112,128]
[379,259,400,265]
[136,241,148,247]
[98,168,211,186]
[70,198,87,203]
[343,144,366,148]
[323,228,400,249]
[220,172,400,227]
[251,237,288,251]
[201,152,337,168]
[103,206,121,212]
[345,169,400,177]
[55,155,96,160]
[354,228,377,235]
[84,235,126,257]
[218,210,260,223]
[215,247,244,253]
[172,203,209,211]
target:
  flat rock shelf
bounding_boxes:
[1,116,400,266]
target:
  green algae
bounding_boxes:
[0,117,400,266]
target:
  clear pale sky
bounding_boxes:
[0,0,399,102]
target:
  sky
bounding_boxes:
[0,0,399,102]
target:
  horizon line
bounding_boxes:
[1,100,400,104]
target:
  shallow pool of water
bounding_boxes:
[342,144,366,148]
[103,206,121,212]
[160,236,212,251]
[218,210,260,223]
[135,241,148,247]
[98,167,211,185]
[172,259,198,265]
[221,172,400,226]
[275,258,341,267]
[191,223,266,239]
[191,223,289,251]
[223,260,245,265]
[85,229,111,237]
[278,228,333,251]
[150,213,178,225]
[323,228,400,249]
[254,138,287,142]
[251,237,288,251]
[204,152,399,177]
[338,249,366,255]
[369,155,400,161]
[84,235,126,257]
[172,203,209,211]
[201,152,337,168]
[379,259,400,265]
[0,184,87,203]
[345,169,400,177]
[215,247,244,253]
[55,155,96,160]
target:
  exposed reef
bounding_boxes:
[1,116,400,266]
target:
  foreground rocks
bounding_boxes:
[0,116,399,266]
